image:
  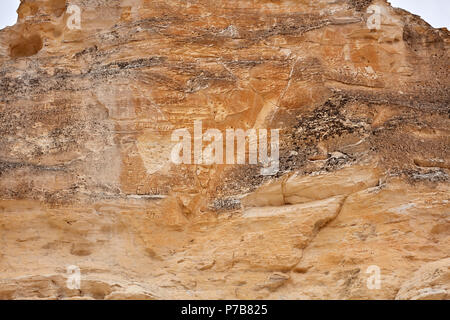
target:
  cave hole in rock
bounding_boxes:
[9,33,43,58]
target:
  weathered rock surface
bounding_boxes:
[0,0,448,299]
[396,258,450,300]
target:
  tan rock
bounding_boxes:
[396,258,450,300]
[0,0,448,300]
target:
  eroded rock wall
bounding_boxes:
[0,0,448,299]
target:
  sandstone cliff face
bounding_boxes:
[0,0,448,299]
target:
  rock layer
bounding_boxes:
[0,0,448,299]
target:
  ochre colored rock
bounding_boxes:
[0,0,448,299]
[396,258,450,300]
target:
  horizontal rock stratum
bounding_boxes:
[0,0,448,299]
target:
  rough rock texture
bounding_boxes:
[0,0,449,299]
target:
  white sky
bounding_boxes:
[0,0,448,29]
[389,0,449,28]
[0,0,20,30]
